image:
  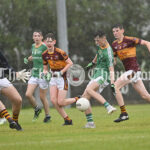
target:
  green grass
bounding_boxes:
[0,104,150,150]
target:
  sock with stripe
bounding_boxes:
[120,105,127,114]
[13,113,19,122]
[86,113,93,122]
[74,96,81,102]
[64,116,71,121]
[0,109,14,123]
[104,102,110,108]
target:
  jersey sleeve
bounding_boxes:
[106,46,114,67]
[132,37,141,45]
[126,36,141,46]
[111,43,117,57]
[61,51,68,60]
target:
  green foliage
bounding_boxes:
[0,0,150,70]
[0,105,150,150]
[0,0,56,69]
[67,0,150,70]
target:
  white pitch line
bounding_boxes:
[0,135,147,147]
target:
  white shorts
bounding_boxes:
[50,76,68,90]
[28,77,48,89]
[87,76,109,93]
[122,70,141,83]
[0,78,12,91]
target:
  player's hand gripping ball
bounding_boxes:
[76,98,90,112]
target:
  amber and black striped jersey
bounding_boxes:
[42,47,68,71]
[112,36,141,71]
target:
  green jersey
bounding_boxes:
[92,44,114,83]
[31,43,47,78]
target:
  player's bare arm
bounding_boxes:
[92,54,97,64]
[141,40,150,52]
[113,57,117,65]
[60,58,73,75]
[109,66,115,84]
[85,55,97,70]
[28,55,32,61]
[24,55,32,64]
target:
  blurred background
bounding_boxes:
[0,0,150,108]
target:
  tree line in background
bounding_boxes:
[0,0,150,72]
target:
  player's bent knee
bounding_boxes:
[57,100,64,107]
[18,98,22,105]
[51,98,57,105]
[14,97,22,105]
[25,92,32,99]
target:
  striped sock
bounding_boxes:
[13,113,19,122]
[86,113,93,122]
[74,96,81,102]
[104,102,110,108]
[0,109,13,123]
[74,97,79,102]
[64,116,71,121]
[120,105,127,113]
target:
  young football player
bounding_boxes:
[112,23,150,122]
[80,30,117,128]
[0,51,30,130]
[25,30,51,123]
[42,33,75,125]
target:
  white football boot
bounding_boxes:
[106,105,117,114]
[83,122,96,128]
[0,118,7,125]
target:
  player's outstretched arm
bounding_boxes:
[85,55,97,71]
[92,54,97,64]
[141,40,150,52]
[61,58,73,75]
[24,56,32,64]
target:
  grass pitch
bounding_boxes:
[0,104,150,150]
